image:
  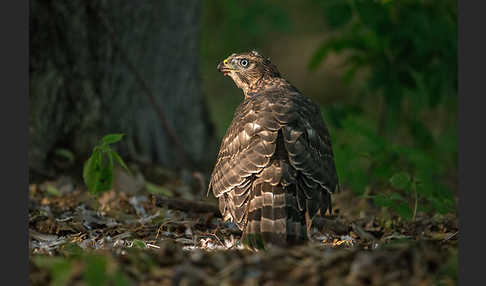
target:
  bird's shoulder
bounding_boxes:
[238,83,320,120]
[217,82,328,160]
[210,80,339,197]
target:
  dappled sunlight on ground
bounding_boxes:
[29,170,457,285]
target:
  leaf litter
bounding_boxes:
[29,168,457,285]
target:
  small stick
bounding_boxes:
[312,217,349,235]
[152,196,220,215]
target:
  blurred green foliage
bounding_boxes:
[436,248,458,285]
[202,0,457,218]
[32,245,130,286]
[313,0,457,217]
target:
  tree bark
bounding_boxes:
[29,0,216,176]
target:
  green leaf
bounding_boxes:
[83,150,114,195]
[388,192,406,202]
[83,152,102,194]
[395,202,412,220]
[390,172,411,190]
[101,133,124,145]
[46,185,61,197]
[95,154,114,194]
[54,148,75,164]
[131,239,146,249]
[370,194,394,207]
[111,150,130,173]
[61,243,84,258]
[83,155,92,185]
[145,182,173,197]
[83,133,129,195]
[308,42,332,70]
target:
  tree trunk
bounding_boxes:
[29,0,216,176]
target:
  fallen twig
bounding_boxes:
[351,223,377,241]
[443,231,458,241]
[152,196,220,215]
[312,217,349,235]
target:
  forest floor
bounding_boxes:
[29,167,458,286]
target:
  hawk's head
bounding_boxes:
[217,51,281,97]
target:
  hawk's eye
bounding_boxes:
[239,59,249,67]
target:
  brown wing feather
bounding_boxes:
[209,86,338,246]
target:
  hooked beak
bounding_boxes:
[217,58,232,76]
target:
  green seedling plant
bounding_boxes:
[83,133,130,195]
[368,171,421,221]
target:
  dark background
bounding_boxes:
[202,1,457,220]
[26,1,459,284]
[30,0,457,218]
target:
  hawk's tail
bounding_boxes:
[242,182,308,250]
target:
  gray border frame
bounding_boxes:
[459,1,483,285]
[0,0,28,284]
